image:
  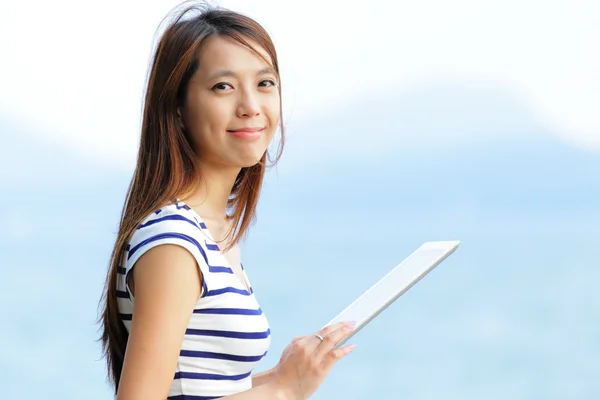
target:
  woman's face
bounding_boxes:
[179,35,280,170]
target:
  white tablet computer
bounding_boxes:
[322,240,460,347]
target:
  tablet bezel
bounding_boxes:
[321,240,460,348]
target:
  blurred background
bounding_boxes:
[1,0,599,398]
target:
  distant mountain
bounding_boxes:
[264,82,599,214]
[2,79,598,215]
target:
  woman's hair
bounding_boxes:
[98,1,284,391]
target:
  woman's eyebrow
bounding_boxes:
[207,66,276,81]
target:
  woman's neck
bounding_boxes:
[181,163,241,221]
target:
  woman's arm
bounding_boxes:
[117,244,202,400]
[252,368,275,387]
[116,244,290,400]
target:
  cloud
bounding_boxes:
[0,0,598,172]
[277,79,545,166]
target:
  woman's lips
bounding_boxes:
[227,127,264,139]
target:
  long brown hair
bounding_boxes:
[98,1,284,392]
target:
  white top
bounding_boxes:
[116,200,271,399]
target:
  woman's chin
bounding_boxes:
[236,147,270,167]
[231,153,264,169]
[239,158,263,169]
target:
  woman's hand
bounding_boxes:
[269,321,356,400]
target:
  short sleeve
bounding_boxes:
[124,207,211,298]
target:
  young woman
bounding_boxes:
[99,3,356,399]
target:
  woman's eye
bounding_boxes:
[212,82,233,91]
[259,79,277,88]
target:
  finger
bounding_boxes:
[294,332,322,353]
[314,324,356,361]
[312,321,355,351]
[291,335,306,344]
[296,321,354,353]
[320,343,356,373]
[314,321,354,345]
[318,321,354,338]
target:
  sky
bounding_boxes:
[1,0,599,399]
[0,0,599,165]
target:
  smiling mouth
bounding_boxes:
[227,128,265,139]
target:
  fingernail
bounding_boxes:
[346,320,356,328]
[346,344,356,352]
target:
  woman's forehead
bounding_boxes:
[197,35,274,74]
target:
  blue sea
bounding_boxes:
[1,83,598,399]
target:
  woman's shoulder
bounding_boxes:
[140,200,203,229]
[123,200,210,274]
[129,201,206,248]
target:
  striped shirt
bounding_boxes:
[116,200,271,399]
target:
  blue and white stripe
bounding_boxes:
[116,200,271,399]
